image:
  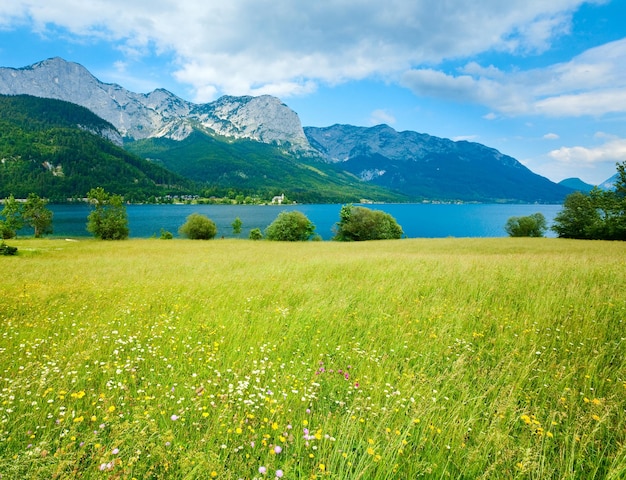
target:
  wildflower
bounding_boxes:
[275,470,283,478]
[319,463,326,472]
[259,466,267,474]
[592,414,601,421]
[112,448,119,455]
[274,445,282,454]
[210,472,218,478]
[171,414,179,421]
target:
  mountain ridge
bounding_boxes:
[0,57,585,202]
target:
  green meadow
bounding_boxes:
[1,238,625,479]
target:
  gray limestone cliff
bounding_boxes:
[0,57,311,151]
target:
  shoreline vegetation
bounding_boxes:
[1,237,624,478]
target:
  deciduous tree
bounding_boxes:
[86,187,129,240]
[23,193,53,238]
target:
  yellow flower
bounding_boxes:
[319,464,325,472]
[367,447,375,455]
[108,406,116,413]
[210,471,218,478]
[592,414,601,421]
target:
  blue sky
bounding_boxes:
[1,1,625,184]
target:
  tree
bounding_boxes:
[1,195,24,238]
[265,211,315,241]
[232,217,243,236]
[86,187,129,240]
[505,213,547,237]
[552,191,599,239]
[333,204,403,241]
[23,193,53,237]
[179,213,218,239]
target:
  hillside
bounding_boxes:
[0,95,192,200]
[305,124,573,203]
[558,177,595,193]
[126,131,409,203]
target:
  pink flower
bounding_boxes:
[275,470,284,478]
[259,466,267,474]
[170,414,179,421]
[111,448,119,455]
[274,445,282,454]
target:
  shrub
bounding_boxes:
[333,204,403,241]
[159,229,174,240]
[0,241,17,256]
[249,228,263,240]
[179,213,218,240]
[232,217,243,236]
[505,213,547,237]
[0,221,14,240]
[265,211,316,241]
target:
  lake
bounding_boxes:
[45,203,563,239]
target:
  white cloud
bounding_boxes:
[548,138,626,167]
[369,109,396,126]
[402,38,626,117]
[452,135,479,142]
[543,133,559,140]
[0,0,595,100]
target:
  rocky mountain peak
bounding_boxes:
[0,58,312,151]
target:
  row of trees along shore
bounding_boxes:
[1,161,625,245]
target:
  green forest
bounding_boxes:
[0,95,193,201]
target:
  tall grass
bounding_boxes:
[1,238,625,479]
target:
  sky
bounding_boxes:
[1,1,625,185]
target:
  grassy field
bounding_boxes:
[0,237,625,479]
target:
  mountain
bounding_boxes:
[0,57,311,150]
[0,58,574,203]
[599,173,618,191]
[305,124,572,202]
[0,95,192,200]
[558,177,595,193]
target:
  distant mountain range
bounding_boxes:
[0,57,613,203]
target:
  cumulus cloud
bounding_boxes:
[402,37,626,117]
[548,138,626,168]
[0,0,596,101]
